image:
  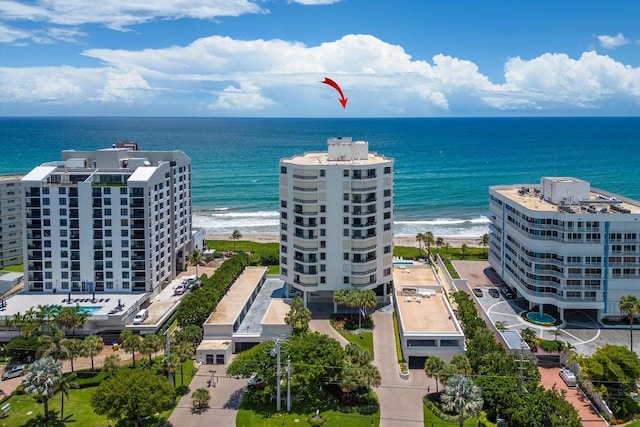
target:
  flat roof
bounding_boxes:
[393,266,459,333]
[281,151,391,166]
[494,187,640,214]
[499,330,530,351]
[0,174,25,182]
[22,166,56,182]
[262,299,290,325]
[206,267,266,325]
[197,339,232,351]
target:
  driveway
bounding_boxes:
[372,310,433,427]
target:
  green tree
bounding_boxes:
[54,372,79,422]
[102,354,121,378]
[435,236,445,251]
[82,335,104,370]
[175,340,195,386]
[415,232,425,256]
[341,343,380,392]
[478,233,490,256]
[163,354,181,388]
[63,337,83,372]
[424,355,446,392]
[23,356,62,424]
[284,295,312,335]
[440,375,484,427]
[444,242,451,255]
[619,295,640,351]
[140,333,163,366]
[188,249,204,278]
[191,388,211,411]
[423,231,435,258]
[39,327,72,362]
[460,243,468,259]
[449,353,472,376]
[173,324,202,349]
[120,329,143,367]
[91,368,173,427]
[229,229,242,251]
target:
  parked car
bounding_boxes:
[174,283,188,296]
[2,364,27,381]
[472,287,483,297]
[488,288,500,298]
[500,286,515,299]
[559,368,577,387]
[247,375,265,390]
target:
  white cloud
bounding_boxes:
[0,22,30,43]
[597,33,630,49]
[0,0,266,31]
[1,34,639,115]
[208,82,275,111]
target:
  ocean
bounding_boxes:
[1,117,638,238]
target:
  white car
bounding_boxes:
[174,284,187,295]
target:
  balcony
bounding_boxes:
[293,278,318,287]
[352,173,377,180]
[352,221,376,228]
[294,232,317,240]
[352,256,377,263]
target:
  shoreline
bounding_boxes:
[205,232,483,248]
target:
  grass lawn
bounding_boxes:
[237,395,380,427]
[0,264,23,273]
[336,329,374,358]
[392,312,404,363]
[1,359,195,426]
[423,403,478,426]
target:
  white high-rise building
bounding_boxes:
[279,137,394,306]
[0,174,25,269]
[21,143,192,295]
[489,177,640,321]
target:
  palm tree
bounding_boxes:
[435,237,445,252]
[416,232,425,256]
[140,333,163,366]
[82,335,104,370]
[39,327,72,362]
[120,329,143,367]
[102,354,121,378]
[449,354,472,376]
[54,372,79,422]
[188,249,204,278]
[460,243,468,260]
[341,343,380,391]
[423,231,435,258]
[354,289,376,329]
[494,321,508,330]
[229,229,242,251]
[23,356,62,423]
[63,338,83,372]
[424,355,446,393]
[191,388,211,412]
[175,340,195,386]
[163,354,181,388]
[444,242,451,255]
[284,296,312,335]
[478,233,490,257]
[440,375,484,427]
[549,328,563,342]
[619,295,640,351]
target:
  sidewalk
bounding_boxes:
[372,311,431,427]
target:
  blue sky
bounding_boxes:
[1,0,639,117]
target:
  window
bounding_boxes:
[343,276,349,284]
[121,250,129,257]
[343,217,349,225]
[384,200,391,208]
[384,166,391,174]
[343,205,349,213]
[105,230,112,237]
[384,189,391,197]
[320,205,326,213]
[121,230,129,237]
[120,198,127,205]
[120,209,128,216]
[384,223,391,231]
[122,261,129,268]
[319,169,325,177]
[59,208,67,216]
[280,166,287,174]
[343,229,349,237]
[343,170,349,177]
[60,230,67,237]
[343,253,349,260]
[384,212,391,219]
[120,187,128,194]
[384,245,391,253]
[281,200,287,208]
[104,209,112,216]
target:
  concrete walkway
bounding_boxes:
[168,363,246,427]
[309,317,349,347]
[372,310,432,427]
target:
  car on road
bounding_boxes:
[2,364,26,381]
[174,283,188,296]
[488,288,500,298]
[472,287,483,297]
[559,368,577,387]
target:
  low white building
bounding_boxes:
[392,264,465,366]
[0,272,23,294]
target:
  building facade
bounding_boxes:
[21,143,192,294]
[279,137,394,306]
[0,175,25,269]
[489,177,640,321]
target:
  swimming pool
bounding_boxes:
[393,261,414,265]
[49,305,103,316]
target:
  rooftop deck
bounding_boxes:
[393,265,458,333]
[206,266,267,325]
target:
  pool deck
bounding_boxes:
[0,292,144,318]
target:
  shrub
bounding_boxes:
[307,412,327,426]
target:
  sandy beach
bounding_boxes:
[205,232,483,248]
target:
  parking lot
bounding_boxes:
[452,260,634,357]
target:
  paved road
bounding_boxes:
[372,310,432,427]
[309,317,349,347]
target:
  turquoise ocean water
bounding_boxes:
[1,117,638,237]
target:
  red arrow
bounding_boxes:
[321,77,348,108]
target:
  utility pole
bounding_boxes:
[286,357,291,412]
[272,337,282,411]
